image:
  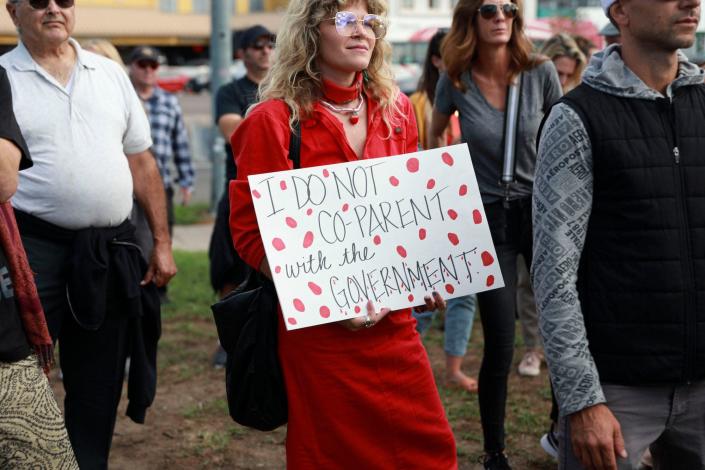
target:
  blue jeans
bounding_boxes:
[413,294,477,357]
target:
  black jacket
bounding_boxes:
[15,210,160,423]
[560,83,705,385]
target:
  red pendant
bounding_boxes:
[349,113,359,125]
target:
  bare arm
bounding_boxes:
[429,109,451,149]
[128,149,177,287]
[218,113,244,141]
[0,138,21,202]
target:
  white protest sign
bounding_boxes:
[248,144,504,330]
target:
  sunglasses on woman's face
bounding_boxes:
[327,11,387,39]
[477,3,519,20]
[26,0,75,9]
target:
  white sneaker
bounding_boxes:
[518,351,541,377]
[540,427,559,460]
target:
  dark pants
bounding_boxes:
[21,234,130,470]
[477,198,533,453]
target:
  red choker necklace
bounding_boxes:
[320,73,365,125]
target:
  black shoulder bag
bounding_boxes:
[211,118,300,431]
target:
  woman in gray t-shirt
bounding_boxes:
[429,0,561,468]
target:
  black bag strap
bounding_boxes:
[288,119,301,169]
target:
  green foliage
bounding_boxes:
[162,250,215,320]
[173,203,212,225]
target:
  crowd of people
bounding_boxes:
[0,0,703,469]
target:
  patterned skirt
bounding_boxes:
[0,355,78,469]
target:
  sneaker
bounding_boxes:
[540,426,559,460]
[212,345,227,369]
[518,351,542,377]
[481,451,512,470]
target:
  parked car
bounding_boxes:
[185,61,246,93]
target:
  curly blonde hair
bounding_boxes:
[259,0,401,131]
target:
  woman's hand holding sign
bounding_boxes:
[340,291,447,331]
[340,300,392,331]
[413,291,447,314]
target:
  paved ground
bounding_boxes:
[172,223,213,252]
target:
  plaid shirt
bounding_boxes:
[142,87,194,189]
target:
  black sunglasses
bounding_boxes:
[477,3,519,20]
[136,60,159,70]
[250,40,275,51]
[26,0,75,9]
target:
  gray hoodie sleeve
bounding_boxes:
[532,103,606,416]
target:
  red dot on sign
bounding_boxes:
[354,306,361,313]
[280,180,287,190]
[389,176,399,187]
[445,283,455,294]
[293,299,305,312]
[406,158,420,173]
[342,203,349,212]
[396,245,407,258]
[418,228,427,240]
[481,251,495,266]
[373,235,382,245]
[252,190,261,199]
[306,208,313,216]
[308,282,322,295]
[459,185,468,196]
[275,266,281,274]
[303,231,314,248]
[442,152,454,166]
[427,179,436,190]
[473,209,482,224]
[272,238,286,251]
[285,217,297,228]
[448,209,458,220]
[319,306,331,318]
[448,233,460,246]
[408,294,414,302]
[323,169,330,177]
[486,275,495,287]
[287,317,297,325]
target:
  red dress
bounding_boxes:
[229,94,457,469]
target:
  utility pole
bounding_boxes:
[210,0,233,210]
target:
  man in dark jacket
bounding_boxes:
[533,0,705,469]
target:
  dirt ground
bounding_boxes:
[50,313,555,470]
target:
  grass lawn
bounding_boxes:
[75,250,556,469]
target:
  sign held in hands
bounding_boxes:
[248,144,504,330]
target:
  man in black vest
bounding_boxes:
[533,0,705,469]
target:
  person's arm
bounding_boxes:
[215,81,246,141]
[0,138,21,202]
[429,109,451,149]
[429,72,456,149]
[542,60,564,111]
[171,99,195,205]
[0,67,30,202]
[533,104,626,469]
[218,113,244,142]
[128,149,177,287]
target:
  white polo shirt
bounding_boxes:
[0,39,152,229]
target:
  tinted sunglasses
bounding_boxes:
[477,3,519,20]
[136,60,159,70]
[250,40,275,51]
[327,11,387,39]
[26,0,75,9]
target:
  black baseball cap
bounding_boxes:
[128,46,161,65]
[238,25,273,50]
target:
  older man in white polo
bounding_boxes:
[1,0,177,467]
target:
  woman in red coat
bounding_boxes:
[229,0,458,467]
